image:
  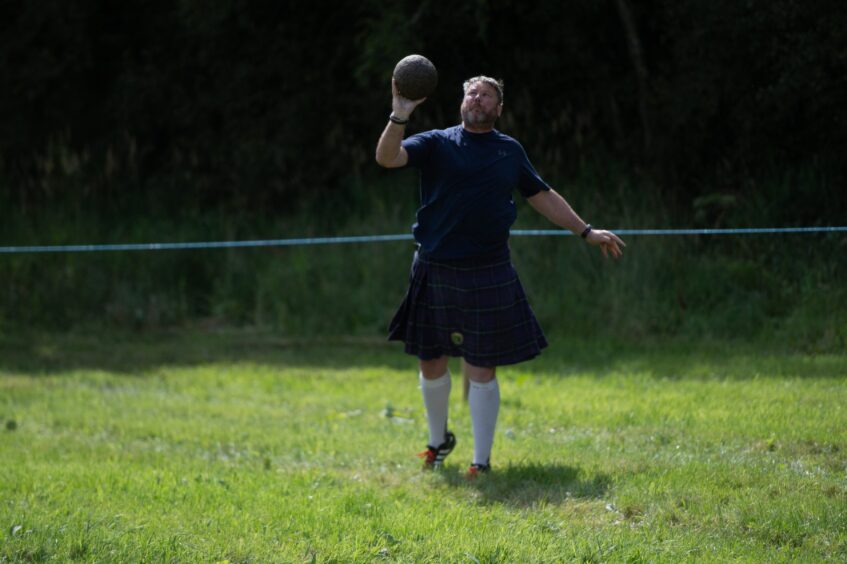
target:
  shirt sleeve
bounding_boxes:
[516,144,551,198]
[401,131,435,168]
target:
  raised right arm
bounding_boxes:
[375,120,410,168]
[375,79,426,169]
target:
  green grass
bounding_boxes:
[4,173,846,352]
[1,331,846,562]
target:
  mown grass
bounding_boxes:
[1,331,846,562]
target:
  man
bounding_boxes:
[375,75,624,478]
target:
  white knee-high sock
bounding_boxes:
[420,371,451,447]
[468,378,500,465]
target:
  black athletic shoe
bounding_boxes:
[466,462,491,479]
[417,431,456,468]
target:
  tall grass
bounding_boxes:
[2,171,845,350]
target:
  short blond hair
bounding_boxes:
[462,76,504,105]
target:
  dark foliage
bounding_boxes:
[1,0,845,220]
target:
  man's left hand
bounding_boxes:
[586,230,626,259]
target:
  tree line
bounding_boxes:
[2,0,845,221]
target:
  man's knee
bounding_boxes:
[464,360,496,383]
[420,356,449,379]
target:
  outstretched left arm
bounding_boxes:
[526,189,626,259]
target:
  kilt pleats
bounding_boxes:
[388,248,548,366]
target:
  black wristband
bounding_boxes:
[389,114,409,125]
[580,224,592,239]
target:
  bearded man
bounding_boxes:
[375,75,625,477]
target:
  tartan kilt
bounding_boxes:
[388,248,548,367]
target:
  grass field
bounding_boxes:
[1,330,845,562]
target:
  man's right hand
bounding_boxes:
[392,78,426,120]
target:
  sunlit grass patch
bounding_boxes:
[1,331,845,561]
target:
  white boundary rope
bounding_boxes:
[0,227,845,254]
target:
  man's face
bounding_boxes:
[460,82,503,128]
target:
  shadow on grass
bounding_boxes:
[436,462,610,507]
[0,328,844,379]
[0,329,409,376]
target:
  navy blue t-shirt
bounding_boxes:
[402,125,550,260]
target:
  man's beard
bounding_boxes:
[461,105,498,128]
